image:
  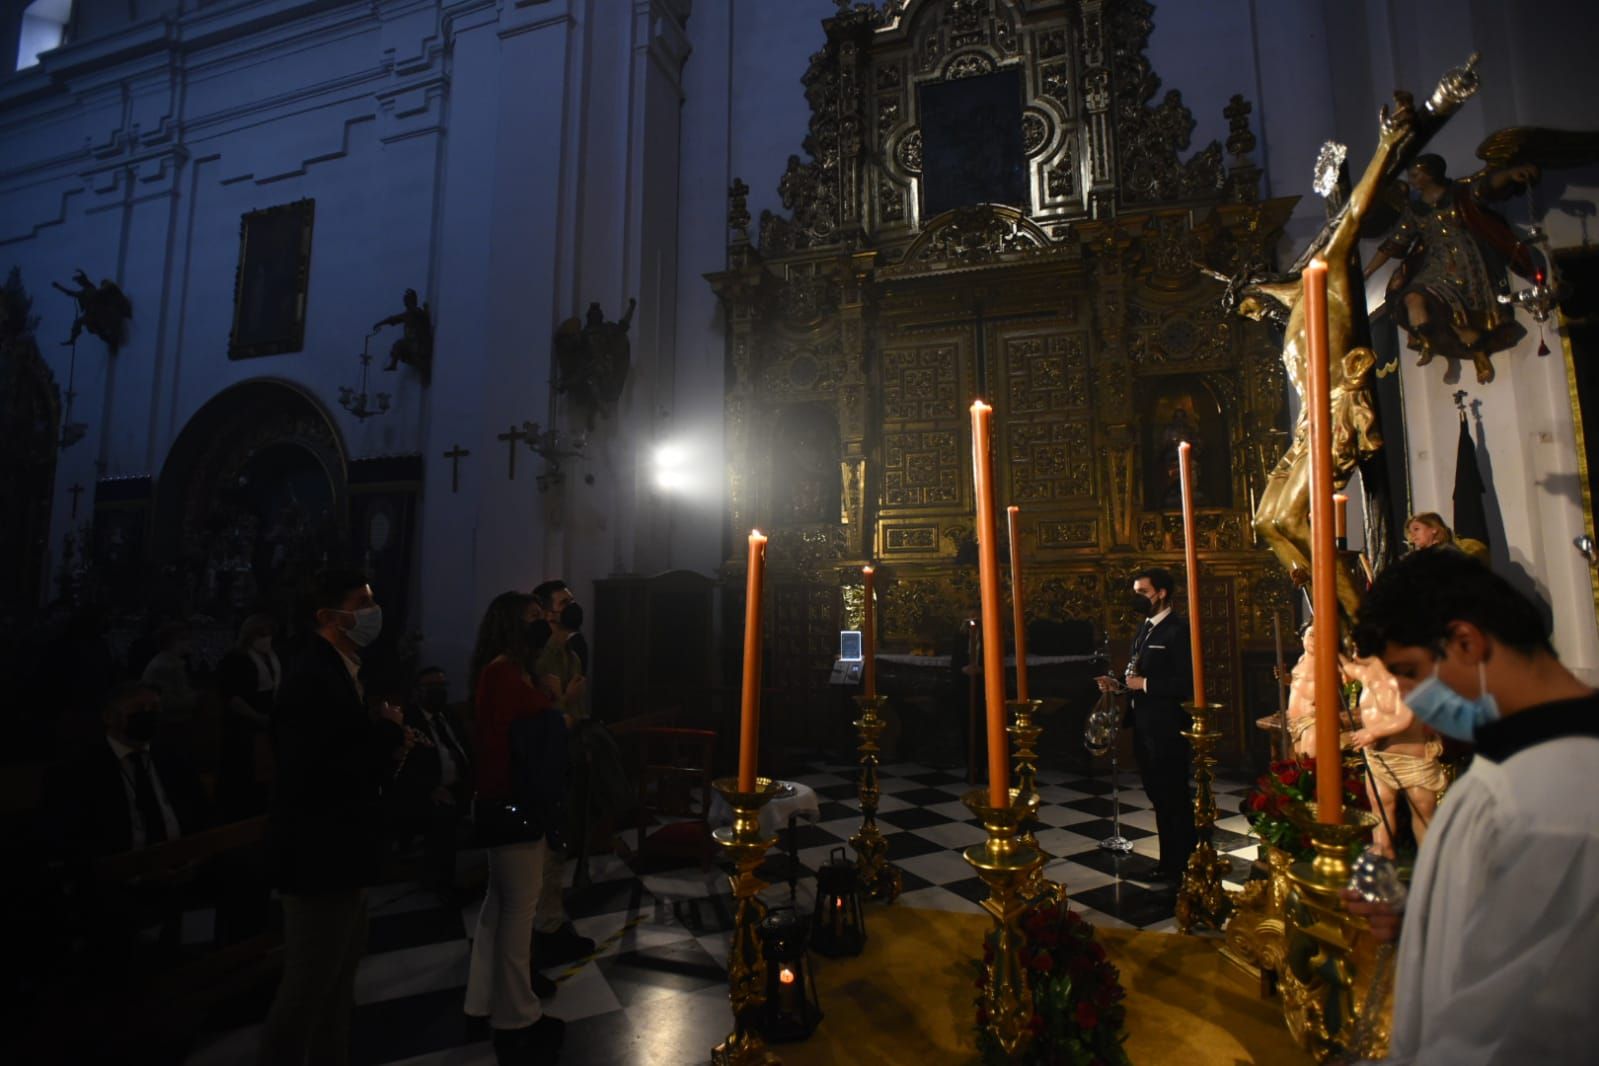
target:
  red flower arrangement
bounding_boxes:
[975,902,1131,1066]
[1243,756,1368,861]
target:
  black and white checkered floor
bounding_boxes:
[186,762,1261,1066]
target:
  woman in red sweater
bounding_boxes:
[463,592,566,1065]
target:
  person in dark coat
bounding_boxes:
[259,569,409,1066]
[46,680,212,860]
[1096,567,1196,881]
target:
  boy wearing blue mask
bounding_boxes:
[1346,548,1599,1065]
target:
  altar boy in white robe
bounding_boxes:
[1347,547,1599,1066]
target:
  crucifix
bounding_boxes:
[443,444,471,493]
[497,425,529,479]
[69,483,84,519]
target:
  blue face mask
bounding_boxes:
[1405,660,1498,741]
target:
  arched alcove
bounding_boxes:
[153,379,348,623]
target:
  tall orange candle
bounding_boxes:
[970,400,1010,808]
[862,565,877,698]
[1007,505,1029,701]
[1304,259,1342,823]
[738,530,768,792]
[1177,441,1206,707]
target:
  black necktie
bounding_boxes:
[1131,619,1152,665]
[129,752,169,846]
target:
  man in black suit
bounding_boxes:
[260,569,408,1066]
[392,665,472,896]
[1096,567,1196,882]
[47,680,212,860]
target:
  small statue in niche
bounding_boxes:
[374,288,434,384]
[1363,153,1540,384]
[554,298,636,426]
[53,269,132,354]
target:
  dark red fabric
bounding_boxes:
[473,659,552,801]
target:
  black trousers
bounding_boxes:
[1130,705,1196,871]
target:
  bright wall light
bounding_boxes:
[649,430,721,504]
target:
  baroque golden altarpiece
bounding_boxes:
[709,0,1301,757]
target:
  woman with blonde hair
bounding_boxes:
[464,591,566,1065]
[1406,511,1488,560]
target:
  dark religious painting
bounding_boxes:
[773,404,840,527]
[229,199,315,359]
[918,69,1027,217]
[1141,376,1230,511]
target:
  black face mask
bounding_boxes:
[420,687,448,714]
[559,602,583,632]
[1129,594,1155,617]
[124,710,161,744]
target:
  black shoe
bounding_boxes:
[532,969,558,999]
[534,923,597,967]
[492,1015,566,1065]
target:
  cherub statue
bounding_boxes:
[53,269,132,354]
[374,288,433,384]
[1344,654,1447,857]
[1285,626,1319,757]
[554,298,636,426]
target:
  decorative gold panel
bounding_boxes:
[883,429,962,507]
[1005,419,1094,500]
[882,344,962,419]
[1003,332,1089,413]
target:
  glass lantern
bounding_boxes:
[756,907,822,1042]
[810,846,866,957]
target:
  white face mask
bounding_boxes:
[343,605,383,647]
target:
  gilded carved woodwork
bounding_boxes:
[709,0,1299,757]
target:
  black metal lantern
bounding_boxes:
[810,846,866,957]
[756,907,822,1043]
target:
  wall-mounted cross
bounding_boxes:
[443,444,471,493]
[69,483,84,519]
[497,425,529,479]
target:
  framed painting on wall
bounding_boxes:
[228,199,315,359]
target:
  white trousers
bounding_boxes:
[465,839,548,1029]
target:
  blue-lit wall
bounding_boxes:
[4,0,1597,683]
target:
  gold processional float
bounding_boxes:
[707,44,1486,1066]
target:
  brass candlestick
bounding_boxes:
[1177,700,1233,933]
[962,787,1045,1058]
[710,777,783,1066]
[1006,698,1057,900]
[849,694,902,902]
[1276,801,1384,1062]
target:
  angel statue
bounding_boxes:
[1362,154,1539,384]
[554,298,636,427]
[1362,126,1599,383]
[53,269,132,354]
[374,288,433,384]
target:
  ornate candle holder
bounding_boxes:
[1176,700,1233,933]
[849,694,902,902]
[962,787,1045,1059]
[1275,801,1385,1062]
[1006,698,1057,900]
[710,777,783,1066]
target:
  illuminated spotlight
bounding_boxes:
[651,440,692,493]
